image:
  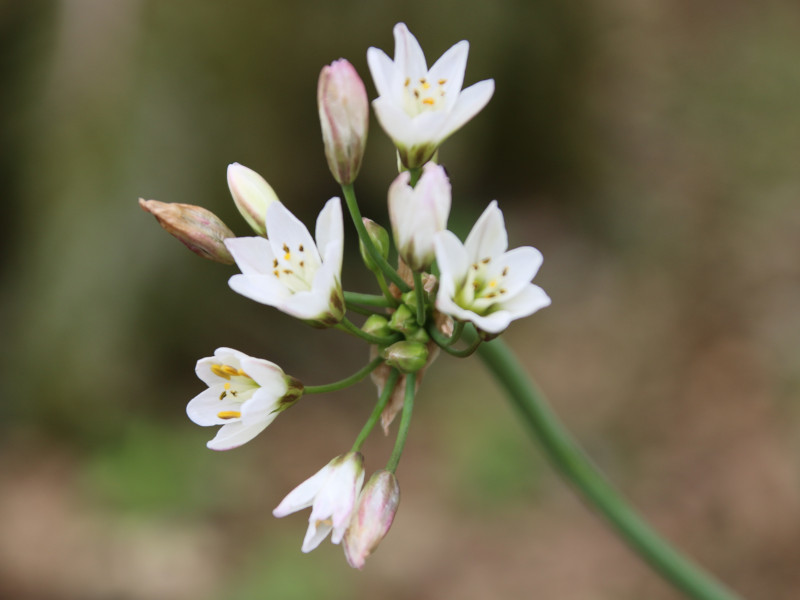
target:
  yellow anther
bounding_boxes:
[481,257,491,264]
[284,252,291,261]
[273,269,280,277]
[489,280,498,288]
[422,81,431,90]
[438,78,447,85]
[502,266,509,276]
[217,411,241,420]
[224,382,231,390]
[404,77,410,86]
[221,365,239,376]
[422,97,435,106]
[236,369,247,377]
[211,364,231,379]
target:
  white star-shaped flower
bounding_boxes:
[187,347,303,451]
[367,23,495,168]
[225,198,345,327]
[434,201,551,335]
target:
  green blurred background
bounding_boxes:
[2,0,800,598]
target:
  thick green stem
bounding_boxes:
[352,369,400,452]
[304,356,384,395]
[336,317,401,346]
[344,291,395,308]
[386,372,415,473]
[472,331,743,600]
[341,183,410,293]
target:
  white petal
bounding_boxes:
[493,246,543,298]
[467,309,513,334]
[372,97,415,146]
[366,47,395,98]
[315,197,344,275]
[273,463,333,517]
[239,356,287,394]
[428,39,469,109]
[302,519,333,553]
[265,202,320,266]
[225,237,275,276]
[437,78,495,143]
[227,273,292,307]
[393,23,427,80]
[434,230,469,287]
[497,283,551,319]
[240,388,282,421]
[206,419,272,451]
[186,388,243,426]
[464,201,507,261]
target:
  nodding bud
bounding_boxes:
[343,470,400,570]
[139,198,235,264]
[227,163,280,235]
[382,340,428,373]
[318,59,369,185]
[359,218,390,273]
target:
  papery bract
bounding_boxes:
[187,347,303,450]
[388,162,451,271]
[318,59,369,185]
[227,163,280,235]
[225,198,345,327]
[434,201,551,335]
[273,452,365,553]
[367,22,495,168]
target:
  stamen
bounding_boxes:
[472,263,479,271]
[224,382,231,390]
[282,243,289,253]
[438,78,447,85]
[221,365,239,376]
[298,244,304,252]
[273,269,280,277]
[283,269,293,275]
[473,281,480,289]
[236,369,247,377]
[299,261,304,267]
[284,251,291,260]
[422,81,431,90]
[413,90,420,98]
[219,391,227,400]
[489,280,497,288]
[404,77,410,86]
[273,259,278,268]
[422,97,435,106]
[217,410,241,420]
[481,257,491,264]
[502,266,509,276]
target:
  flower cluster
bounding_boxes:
[141,23,549,569]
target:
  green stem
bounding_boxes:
[304,356,384,394]
[341,183,410,293]
[412,272,427,326]
[344,291,395,308]
[376,272,397,305]
[428,322,481,357]
[352,369,400,452]
[386,372,415,473]
[472,332,744,600]
[336,317,400,346]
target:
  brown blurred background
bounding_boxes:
[1,0,799,598]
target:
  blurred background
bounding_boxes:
[1,0,799,598]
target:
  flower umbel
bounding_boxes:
[434,201,551,335]
[273,452,365,553]
[187,348,303,451]
[225,198,345,326]
[367,22,495,168]
[388,162,451,271]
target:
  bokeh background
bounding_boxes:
[2,0,800,598]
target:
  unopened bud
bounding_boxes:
[405,327,430,345]
[139,198,235,264]
[318,59,369,185]
[388,304,417,335]
[227,163,279,235]
[362,315,393,339]
[359,218,390,273]
[382,341,428,373]
[343,470,400,569]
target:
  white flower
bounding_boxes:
[224,198,345,326]
[367,22,495,168]
[434,201,551,334]
[227,163,280,236]
[388,162,451,271]
[187,347,303,451]
[273,452,365,553]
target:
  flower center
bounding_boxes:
[210,362,260,418]
[271,242,321,293]
[402,76,448,117]
[455,257,510,315]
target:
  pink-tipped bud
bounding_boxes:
[227,163,279,235]
[139,198,235,264]
[318,59,369,185]
[343,470,400,569]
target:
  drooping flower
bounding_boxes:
[318,59,369,185]
[367,22,495,168]
[388,162,451,271]
[225,198,345,327]
[273,452,365,553]
[187,347,303,451]
[343,470,400,569]
[227,163,280,235]
[434,201,551,335]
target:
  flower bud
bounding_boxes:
[405,327,430,345]
[318,59,369,185]
[388,163,451,271]
[343,470,400,569]
[359,218,390,273]
[139,198,235,264]
[382,341,428,373]
[227,163,280,235]
[388,304,417,335]
[362,315,394,339]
